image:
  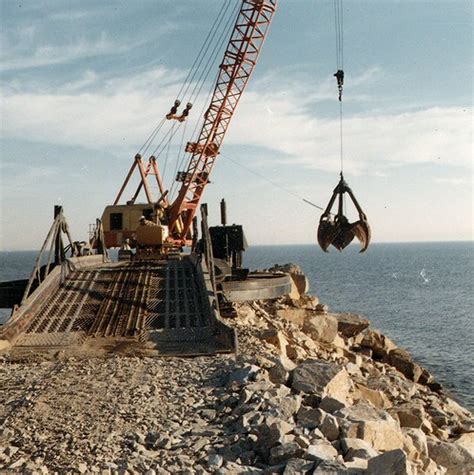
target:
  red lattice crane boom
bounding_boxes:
[168,0,277,245]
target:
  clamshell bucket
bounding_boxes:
[318,175,371,253]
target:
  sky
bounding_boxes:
[0,0,472,250]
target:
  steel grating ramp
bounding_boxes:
[11,260,235,355]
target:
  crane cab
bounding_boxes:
[101,203,156,248]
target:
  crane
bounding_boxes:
[101,0,278,252]
[101,0,370,255]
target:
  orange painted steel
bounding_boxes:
[168,0,277,244]
[114,154,166,206]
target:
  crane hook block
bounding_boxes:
[317,174,371,253]
[166,99,182,120]
[334,69,344,102]
[177,102,193,122]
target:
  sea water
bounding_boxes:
[1,242,472,410]
[245,242,473,411]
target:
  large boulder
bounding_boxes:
[282,458,315,475]
[340,438,379,461]
[367,449,413,475]
[291,360,352,403]
[360,329,397,360]
[336,403,404,451]
[333,313,370,338]
[389,401,427,429]
[305,441,339,463]
[353,383,392,409]
[303,313,338,344]
[269,442,305,464]
[276,308,308,327]
[428,437,474,475]
[387,348,423,382]
[455,432,474,455]
[259,328,289,357]
[296,407,325,429]
[402,428,428,458]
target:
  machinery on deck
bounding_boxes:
[102,0,278,255]
[0,0,374,356]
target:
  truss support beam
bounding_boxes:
[169,0,277,242]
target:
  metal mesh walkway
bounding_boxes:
[14,260,215,350]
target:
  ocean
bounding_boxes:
[1,242,473,410]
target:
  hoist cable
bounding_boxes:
[161,121,177,183]
[334,0,345,175]
[222,154,327,212]
[168,1,233,201]
[138,117,166,156]
[137,1,232,157]
[145,1,237,186]
[187,1,241,103]
[150,121,181,157]
[338,116,344,177]
[168,119,190,201]
[169,70,218,202]
[178,0,233,101]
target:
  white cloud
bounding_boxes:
[434,177,472,185]
[0,33,136,72]
[1,66,472,177]
[229,91,472,174]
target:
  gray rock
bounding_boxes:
[269,362,290,385]
[296,407,324,429]
[312,460,353,474]
[333,313,370,338]
[305,441,338,463]
[283,458,314,475]
[340,438,379,461]
[303,314,338,344]
[263,418,294,447]
[228,365,261,385]
[269,442,305,464]
[319,396,346,413]
[428,437,474,475]
[291,360,350,402]
[367,449,411,475]
[208,453,224,469]
[319,414,340,441]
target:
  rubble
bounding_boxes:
[0,263,472,474]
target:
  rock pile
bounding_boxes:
[0,263,473,474]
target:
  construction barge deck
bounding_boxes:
[0,255,236,357]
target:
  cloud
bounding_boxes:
[434,177,472,185]
[229,87,472,174]
[1,65,472,177]
[0,33,138,72]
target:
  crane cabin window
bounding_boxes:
[110,213,123,231]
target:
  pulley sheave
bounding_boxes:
[317,174,371,253]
